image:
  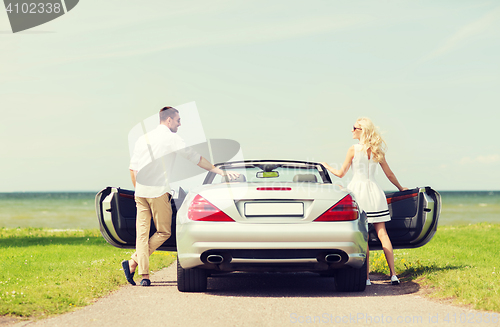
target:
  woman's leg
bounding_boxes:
[366,244,370,279]
[373,222,396,276]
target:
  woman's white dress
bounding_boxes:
[347,144,391,223]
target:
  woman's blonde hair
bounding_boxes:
[356,117,387,162]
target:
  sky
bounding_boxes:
[1,0,499,192]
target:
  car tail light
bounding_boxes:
[387,192,418,204]
[314,195,358,222]
[188,194,235,222]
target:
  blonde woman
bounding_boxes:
[321,117,407,286]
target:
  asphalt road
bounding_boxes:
[6,264,493,327]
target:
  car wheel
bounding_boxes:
[319,270,335,277]
[177,259,207,292]
[334,259,367,292]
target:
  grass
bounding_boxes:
[0,228,176,319]
[370,222,500,312]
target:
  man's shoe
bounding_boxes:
[391,275,400,285]
[140,279,151,286]
[366,279,371,286]
[121,260,136,285]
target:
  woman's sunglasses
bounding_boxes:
[353,126,362,131]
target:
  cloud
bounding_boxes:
[460,155,500,165]
[423,5,500,61]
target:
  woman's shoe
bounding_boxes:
[366,279,371,286]
[391,275,400,285]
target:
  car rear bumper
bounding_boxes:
[176,221,367,271]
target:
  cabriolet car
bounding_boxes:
[95,160,441,293]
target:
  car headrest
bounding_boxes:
[293,174,317,183]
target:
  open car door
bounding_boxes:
[368,186,441,250]
[95,187,185,251]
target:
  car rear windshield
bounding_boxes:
[210,164,326,184]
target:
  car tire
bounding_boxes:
[177,259,207,292]
[319,270,336,277]
[333,259,367,292]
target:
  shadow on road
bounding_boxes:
[151,263,466,297]
[197,272,421,298]
[152,280,177,286]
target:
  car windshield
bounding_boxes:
[208,162,326,184]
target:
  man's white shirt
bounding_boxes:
[129,124,201,198]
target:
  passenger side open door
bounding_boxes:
[368,186,441,250]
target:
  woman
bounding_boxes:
[321,117,407,286]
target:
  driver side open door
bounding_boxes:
[95,187,186,251]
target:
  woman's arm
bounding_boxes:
[321,146,355,178]
[379,157,407,191]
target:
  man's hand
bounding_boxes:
[221,171,240,181]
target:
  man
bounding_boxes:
[122,106,237,286]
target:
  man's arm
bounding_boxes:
[129,169,137,188]
[170,134,238,179]
[197,157,239,179]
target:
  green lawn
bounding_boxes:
[0,228,176,319]
[370,223,500,312]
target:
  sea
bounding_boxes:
[0,190,499,229]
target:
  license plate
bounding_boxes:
[244,202,304,217]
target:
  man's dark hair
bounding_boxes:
[159,106,179,122]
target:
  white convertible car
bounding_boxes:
[95,160,441,292]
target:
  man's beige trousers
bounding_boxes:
[131,192,172,275]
